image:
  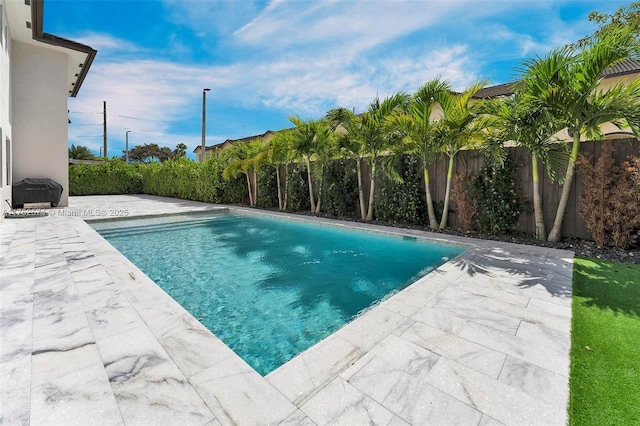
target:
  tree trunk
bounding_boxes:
[283,164,289,211]
[356,159,367,220]
[245,173,254,206]
[252,170,258,207]
[365,159,377,221]
[531,154,546,240]
[306,157,316,212]
[314,165,324,213]
[548,132,580,242]
[276,165,283,210]
[423,165,438,229]
[439,154,455,230]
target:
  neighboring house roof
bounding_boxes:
[475,58,640,99]
[602,58,640,78]
[193,130,276,153]
[474,82,517,99]
[6,0,97,97]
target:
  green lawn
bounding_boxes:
[569,257,640,425]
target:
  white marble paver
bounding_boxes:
[0,194,573,425]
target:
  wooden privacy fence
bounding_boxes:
[358,138,639,239]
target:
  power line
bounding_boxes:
[118,115,178,124]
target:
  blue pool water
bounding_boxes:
[94,212,464,375]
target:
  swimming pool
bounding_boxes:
[94,211,464,375]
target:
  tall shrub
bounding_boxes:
[577,142,640,248]
[321,159,358,218]
[284,163,309,212]
[375,155,425,225]
[472,157,521,235]
[256,166,279,209]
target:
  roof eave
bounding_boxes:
[31,0,97,97]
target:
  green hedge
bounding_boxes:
[69,159,142,195]
[69,157,246,203]
[375,155,426,225]
[139,157,225,202]
[471,156,522,235]
[257,166,279,209]
[321,159,359,218]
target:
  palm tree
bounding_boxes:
[326,107,368,219]
[327,93,410,221]
[523,30,640,242]
[480,90,564,240]
[68,144,96,160]
[433,80,489,230]
[222,138,265,206]
[265,130,294,210]
[288,116,333,213]
[387,79,451,229]
[309,123,336,213]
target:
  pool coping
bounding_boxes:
[1,194,574,425]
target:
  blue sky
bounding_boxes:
[45,0,628,160]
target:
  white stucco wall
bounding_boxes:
[11,40,69,207]
[0,1,12,220]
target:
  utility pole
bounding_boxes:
[125,131,131,163]
[103,101,108,159]
[201,88,210,163]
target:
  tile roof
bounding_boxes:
[602,58,640,77]
[474,82,517,99]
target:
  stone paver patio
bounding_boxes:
[0,194,573,425]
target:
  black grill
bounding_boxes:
[12,178,63,208]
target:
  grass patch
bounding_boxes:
[569,257,640,425]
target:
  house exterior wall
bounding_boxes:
[11,40,69,207]
[0,1,12,220]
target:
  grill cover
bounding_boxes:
[12,178,63,208]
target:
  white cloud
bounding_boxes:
[69,31,475,156]
[162,0,263,36]
[233,0,456,56]
[73,32,146,55]
[68,0,613,157]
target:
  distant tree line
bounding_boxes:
[68,142,189,163]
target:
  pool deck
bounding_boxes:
[1,194,573,425]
